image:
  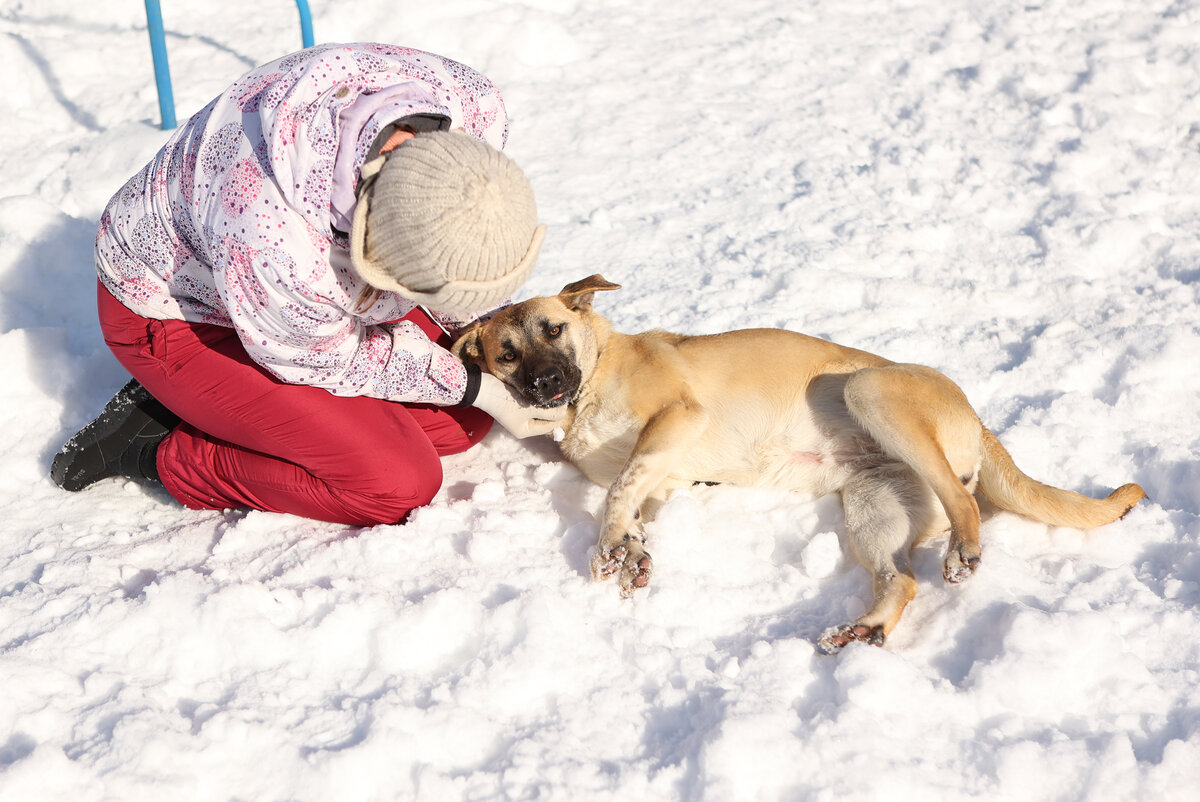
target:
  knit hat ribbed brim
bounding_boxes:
[350,131,543,316]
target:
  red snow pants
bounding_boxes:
[96,280,492,526]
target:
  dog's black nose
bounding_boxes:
[532,365,563,394]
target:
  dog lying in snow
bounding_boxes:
[453,275,1145,652]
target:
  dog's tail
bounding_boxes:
[977,427,1145,529]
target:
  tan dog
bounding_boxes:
[453,275,1145,652]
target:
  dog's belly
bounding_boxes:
[564,400,887,499]
[683,425,885,497]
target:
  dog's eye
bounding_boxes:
[499,351,517,363]
[547,324,563,339]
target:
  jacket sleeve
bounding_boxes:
[209,229,470,405]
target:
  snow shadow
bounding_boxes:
[4,9,260,127]
[0,207,139,479]
[0,732,36,768]
[0,212,98,341]
[1133,517,1200,608]
[0,211,127,420]
[640,684,729,798]
[5,29,102,132]
[1130,449,1200,516]
[929,601,1018,687]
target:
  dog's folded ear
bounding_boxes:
[559,274,621,312]
[451,321,485,365]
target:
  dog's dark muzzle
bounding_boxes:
[521,360,581,408]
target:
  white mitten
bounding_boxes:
[472,372,567,438]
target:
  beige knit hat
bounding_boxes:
[350,131,545,316]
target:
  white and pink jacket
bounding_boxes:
[96,43,511,405]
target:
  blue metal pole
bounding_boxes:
[295,0,315,48]
[144,0,176,129]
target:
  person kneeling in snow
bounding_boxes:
[51,43,563,526]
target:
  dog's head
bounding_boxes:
[452,274,620,408]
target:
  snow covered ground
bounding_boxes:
[2,0,1199,799]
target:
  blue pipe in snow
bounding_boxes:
[296,0,315,48]
[144,0,176,130]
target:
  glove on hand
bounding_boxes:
[472,372,567,438]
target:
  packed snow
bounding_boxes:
[2,1,1199,799]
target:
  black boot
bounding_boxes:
[51,379,181,491]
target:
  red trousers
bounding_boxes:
[97,281,491,526]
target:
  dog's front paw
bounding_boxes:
[817,623,886,654]
[590,541,654,597]
[617,550,653,598]
[590,544,627,581]
[943,542,981,584]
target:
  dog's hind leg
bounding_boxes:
[842,365,984,585]
[818,464,931,654]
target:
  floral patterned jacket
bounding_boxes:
[96,43,511,405]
